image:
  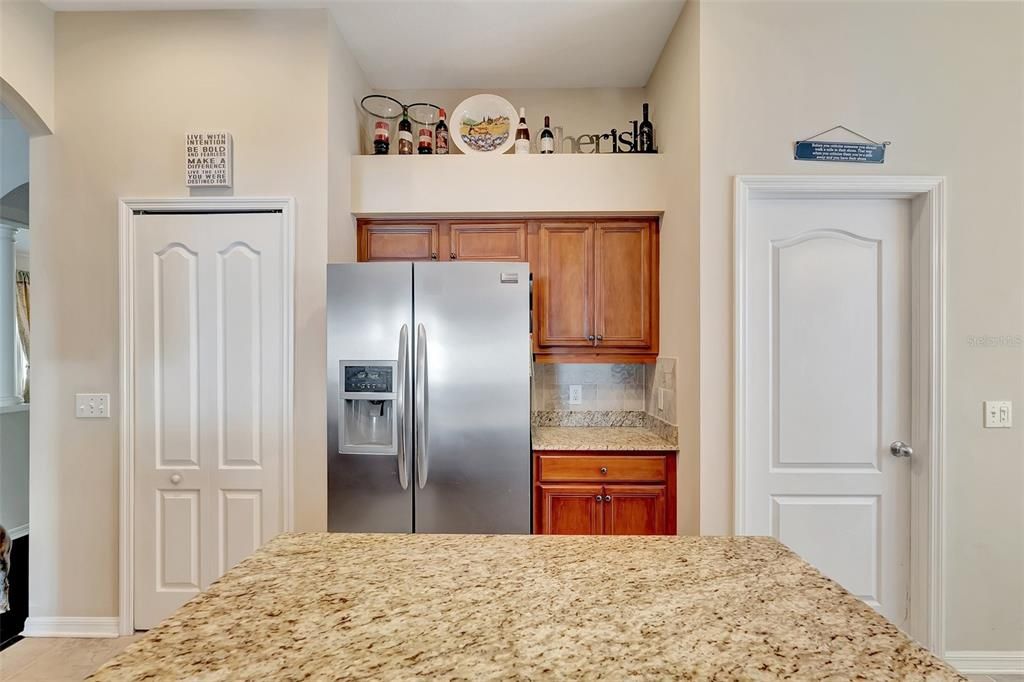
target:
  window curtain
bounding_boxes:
[15,270,29,403]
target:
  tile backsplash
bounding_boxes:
[644,357,677,425]
[532,364,646,411]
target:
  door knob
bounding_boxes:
[595,495,603,502]
[596,335,604,342]
[587,335,596,342]
[600,467,608,475]
[604,495,611,502]
[170,473,182,485]
[890,441,913,458]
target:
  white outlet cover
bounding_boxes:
[983,400,1012,428]
[568,384,583,405]
[76,393,110,419]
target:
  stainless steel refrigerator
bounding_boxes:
[327,262,531,534]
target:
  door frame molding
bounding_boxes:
[733,175,946,653]
[117,197,295,635]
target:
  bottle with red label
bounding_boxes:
[418,126,433,154]
[435,108,449,155]
[373,121,390,155]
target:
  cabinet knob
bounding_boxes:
[450,252,457,260]
[587,335,596,342]
[600,467,608,475]
[595,495,603,502]
[430,252,438,260]
[596,335,604,342]
[604,495,611,502]
[170,473,182,485]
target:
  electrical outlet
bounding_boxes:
[76,393,110,418]
[983,400,1012,428]
[568,384,583,405]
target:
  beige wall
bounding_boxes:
[29,8,362,619]
[373,88,647,155]
[645,0,700,535]
[0,0,55,133]
[695,0,1023,653]
[328,17,369,263]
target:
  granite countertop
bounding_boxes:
[91,533,960,680]
[532,425,678,451]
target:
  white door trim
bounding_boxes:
[118,197,295,635]
[733,175,946,654]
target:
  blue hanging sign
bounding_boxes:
[794,125,889,164]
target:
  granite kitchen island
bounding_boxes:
[91,533,959,680]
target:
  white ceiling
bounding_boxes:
[42,0,685,89]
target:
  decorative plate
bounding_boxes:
[450,94,518,154]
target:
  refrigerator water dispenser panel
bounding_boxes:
[339,361,398,456]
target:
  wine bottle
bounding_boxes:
[638,103,655,153]
[435,108,449,155]
[540,116,554,154]
[398,109,413,155]
[514,107,530,154]
[417,125,433,154]
[373,121,389,155]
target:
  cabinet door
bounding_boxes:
[593,221,654,349]
[537,222,593,347]
[449,222,528,261]
[603,485,667,535]
[537,484,604,535]
[358,223,439,261]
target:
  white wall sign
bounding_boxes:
[185,132,233,187]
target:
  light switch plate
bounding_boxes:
[76,393,110,418]
[983,400,1012,428]
[568,385,583,405]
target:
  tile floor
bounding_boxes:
[0,636,142,681]
[0,636,1022,681]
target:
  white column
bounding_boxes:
[0,224,22,407]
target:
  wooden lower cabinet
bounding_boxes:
[603,485,667,535]
[537,484,604,535]
[534,451,675,535]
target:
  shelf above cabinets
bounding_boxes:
[350,153,667,217]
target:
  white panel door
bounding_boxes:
[741,198,911,629]
[133,212,286,629]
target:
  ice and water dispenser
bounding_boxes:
[338,362,397,455]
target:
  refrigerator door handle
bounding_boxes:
[415,323,429,489]
[396,324,410,490]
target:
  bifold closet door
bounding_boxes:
[132,211,286,630]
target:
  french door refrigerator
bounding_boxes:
[327,262,531,534]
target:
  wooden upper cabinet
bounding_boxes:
[358,222,439,261]
[602,485,667,535]
[594,222,654,348]
[449,221,527,261]
[537,484,604,535]
[535,218,658,360]
[537,222,593,347]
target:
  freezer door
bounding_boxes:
[327,263,414,532]
[413,262,531,533]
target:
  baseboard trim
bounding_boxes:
[944,650,1024,675]
[7,523,28,540]
[22,617,120,638]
